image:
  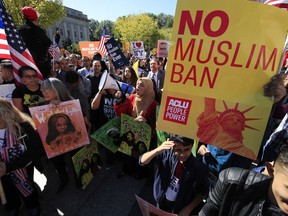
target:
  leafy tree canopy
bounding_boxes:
[114,13,158,51]
[3,0,65,28]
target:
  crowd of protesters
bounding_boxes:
[0,4,288,216]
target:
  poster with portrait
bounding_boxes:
[29,99,90,158]
[90,117,120,153]
[72,140,101,190]
[157,0,288,160]
[0,84,15,102]
[119,114,151,158]
[135,195,177,216]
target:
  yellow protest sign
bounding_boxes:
[157,0,288,160]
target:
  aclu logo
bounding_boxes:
[163,96,192,125]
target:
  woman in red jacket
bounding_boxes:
[115,77,157,178]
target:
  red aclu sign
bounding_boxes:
[163,96,192,125]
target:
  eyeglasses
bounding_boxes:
[23,74,38,79]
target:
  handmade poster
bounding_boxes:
[105,37,129,69]
[72,140,101,190]
[29,99,90,158]
[131,41,146,59]
[0,84,15,101]
[90,117,120,153]
[119,114,151,158]
[157,0,288,160]
[135,195,177,216]
[157,40,170,58]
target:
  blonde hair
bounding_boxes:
[0,98,35,138]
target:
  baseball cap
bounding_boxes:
[21,6,40,21]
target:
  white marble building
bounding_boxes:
[47,6,90,47]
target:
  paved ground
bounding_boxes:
[0,155,155,216]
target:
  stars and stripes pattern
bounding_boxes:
[98,26,110,56]
[0,1,43,83]
[264,0,288,9]
[48,41,61,61]
[0,130,34,197]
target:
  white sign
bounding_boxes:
[131,41,146,59]
[0,84,16,102]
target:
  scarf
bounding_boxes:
[133,77,155,117]
[0,129,34,197]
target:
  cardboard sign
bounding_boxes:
[118,114,151,158]
[90,117,120,153]
[29,99,90,158]
[72,141,101,190]
[157,0,288,160]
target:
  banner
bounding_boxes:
[119,114,151,158]
[157,0,288,160]
[157,40,170,58]
[105,37,129,69]
[29,99,90,158]
[90,117,120,153]
[135,195,177,216]
[79,41,102,59]
[72,141,101,190]
[131,41,146,59]
[0,84,15,101]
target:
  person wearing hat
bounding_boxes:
[140,134,209,215]
[0,59,15,84]
[18,6,52,78]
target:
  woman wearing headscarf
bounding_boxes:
[0,98,43,216]
[115,77,157,178]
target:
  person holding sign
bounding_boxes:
[140,134,209,215]
[115,77,157,178]
[0,98,43,216]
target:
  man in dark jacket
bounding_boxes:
[18,6,52,78]
[199,144,288,216]
[140,134,209,215]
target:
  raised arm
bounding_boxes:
[140,140,174,165]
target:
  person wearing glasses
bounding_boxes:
[12,65,45,115]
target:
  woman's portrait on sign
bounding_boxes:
[46,113,78,149]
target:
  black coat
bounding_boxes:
[199,168,284,216]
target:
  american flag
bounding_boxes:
[48,41,61,61]
[0,1,43,82]
[264,0,288,9]
[98,26,110,56]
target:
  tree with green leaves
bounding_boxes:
[89,19,100,41]
[114,13,158,51]
[3,0,65,28]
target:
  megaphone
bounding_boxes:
[99,71,135,95]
